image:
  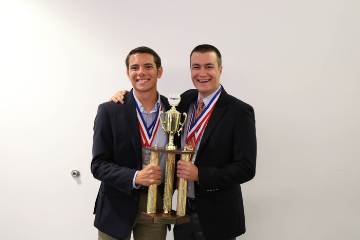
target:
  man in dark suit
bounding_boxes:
[91,46,170,240]
[174,44,257,240]
[110,44,257,240]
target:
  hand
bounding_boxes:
[135,164,162,186]
[177,160,199,181]
[109,90,129,104]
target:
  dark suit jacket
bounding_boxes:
[177,87,257,240]
[91,90,170,240]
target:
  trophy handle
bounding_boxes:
[177,112,187,137]
[159,111,167,135]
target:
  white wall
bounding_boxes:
[0,1,359,239]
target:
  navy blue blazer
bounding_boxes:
[176,87,257,240]
[91,90,170,239]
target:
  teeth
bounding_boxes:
[137,79,148,82]
[198,80,209,83]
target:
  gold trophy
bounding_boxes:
[141,93,194,225]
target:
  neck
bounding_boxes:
[199,93,209,99]
[199,85,221,99]
[199,90,215,100]
[133,90,158,113]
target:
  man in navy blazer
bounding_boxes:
[172,44,257,240]
[91,46,171,240]
[110,44,257,240]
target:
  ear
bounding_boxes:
[219,66,223,76]
[126,69,130,80]
[157,66,163,78]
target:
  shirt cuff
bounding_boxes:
[133,171,141,189]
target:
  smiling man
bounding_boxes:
[91,46,170,240]
[110,44,257,240]
[172,44,257,240]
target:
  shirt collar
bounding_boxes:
[133,91,161,114]
[197,85,222,107]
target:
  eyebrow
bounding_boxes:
[130,63,154,68]
[191,63,215,67]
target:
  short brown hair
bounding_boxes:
[190,44,222,67]
[125,46,161,70]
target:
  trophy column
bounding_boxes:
[176,148,191,216]
[146,150,160,214]
[163,153,175,213]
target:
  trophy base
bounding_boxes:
[141,210,190,225]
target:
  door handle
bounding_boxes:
[71,169,80,177]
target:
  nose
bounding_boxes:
[138,67,145,76]
[200,67,206,76]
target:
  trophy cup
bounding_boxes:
[141,93,194,224]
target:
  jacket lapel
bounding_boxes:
[123,90,142,167]
[197,89,229,158]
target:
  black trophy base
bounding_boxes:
[141,210,190,225]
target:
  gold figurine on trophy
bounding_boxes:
[142,92,194,225]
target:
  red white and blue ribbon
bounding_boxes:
[185,86,222,145]
[135,101,162,147]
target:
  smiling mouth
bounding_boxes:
[137,79,149,83]
[198,79,210,83]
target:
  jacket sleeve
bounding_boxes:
[91,104,137,195]
[197,104,257,192]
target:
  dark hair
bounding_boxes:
[190,44,222,67]
[125,46,161,70]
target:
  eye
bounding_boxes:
[145,65,153,69]
[206,66,213,69]
[130,66,138,70]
